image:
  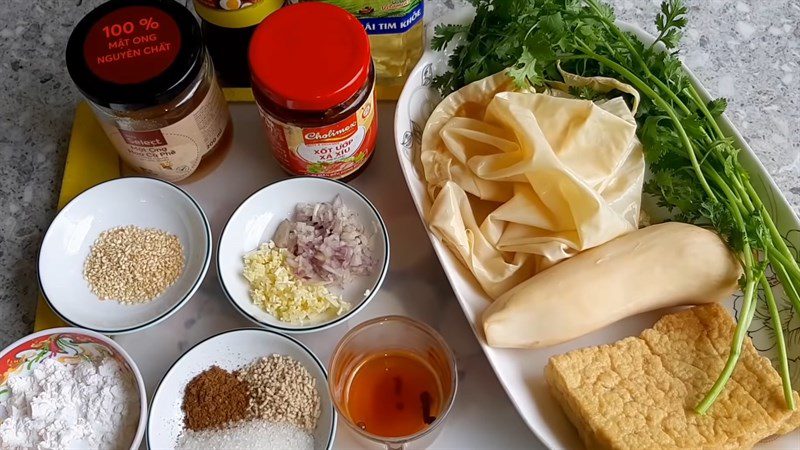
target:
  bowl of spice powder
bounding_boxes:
[147,328,335,450]
[38,177,212,334]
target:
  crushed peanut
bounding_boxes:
[83,225,185,304]
[236,354,320,431]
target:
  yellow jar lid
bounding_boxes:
[193,0,283,29]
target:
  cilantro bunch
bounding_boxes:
[432,0,799,413]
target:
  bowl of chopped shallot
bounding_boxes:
[38,177,212,334]
[217,177,390,333]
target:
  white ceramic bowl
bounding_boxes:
[0,327,147,449]
[38,177,212,334]
[147,328,336,449]
[218,177,389,333]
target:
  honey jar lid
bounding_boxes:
[248,2,372,112]
[193,0,283,29]
[66,0,205,111]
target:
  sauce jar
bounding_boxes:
[66,0,233,183]
[193,0,283,87]
[249,2,378,180]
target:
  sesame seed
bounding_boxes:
[83,225,185,304]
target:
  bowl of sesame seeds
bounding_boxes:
[38,177,212,334]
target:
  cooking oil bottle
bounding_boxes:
[291,0,424,100]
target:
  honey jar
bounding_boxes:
[67,0,233,183]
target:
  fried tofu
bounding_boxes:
[545,303,800,449]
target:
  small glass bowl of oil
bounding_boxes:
[329,316,457,449]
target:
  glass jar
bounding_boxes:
[66,0,233,183]
[193,0,283,87]
[248,2,378,180]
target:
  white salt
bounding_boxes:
[177,420,314,450]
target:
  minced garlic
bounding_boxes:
[242,241,349,324]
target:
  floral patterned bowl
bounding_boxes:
[0,327,147,449]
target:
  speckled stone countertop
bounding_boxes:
[1,0,798,353]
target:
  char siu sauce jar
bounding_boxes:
[67,0,233,183]
[248,2,378,180]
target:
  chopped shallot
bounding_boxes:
[274,196,375,287]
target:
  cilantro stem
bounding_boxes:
[697,163,759,414]
[696,276,757,414]
[648,27,671,54]
[760,272,795,410]
[766,246,800,286]
[730,175,755,212]
[772,259,800,314]
[744,179,800,275]
[703,168,785,294]
[686,83,726,140]
[575,49,717,201]
[702,167,745,212]
[686,85,758,216]
[701,140,755,213]
[646,72,692,116]
[584,0,693,116]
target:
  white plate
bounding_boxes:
[146,328,336,449]
[38,177,212,334]
[217,176,390,333]
[394,9,800,449]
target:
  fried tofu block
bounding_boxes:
[545,303,800,449]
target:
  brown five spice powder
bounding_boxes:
[182,366,251,431]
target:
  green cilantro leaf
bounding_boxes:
[507,48,542,88]
[431,23,469,51]
[707,98,728,117]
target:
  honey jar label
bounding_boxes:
[82,6,183,85]
[259,85,378,179]
[96,81,229,182]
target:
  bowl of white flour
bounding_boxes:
[0,327,146,449]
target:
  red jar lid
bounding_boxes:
[248,2,371,112]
